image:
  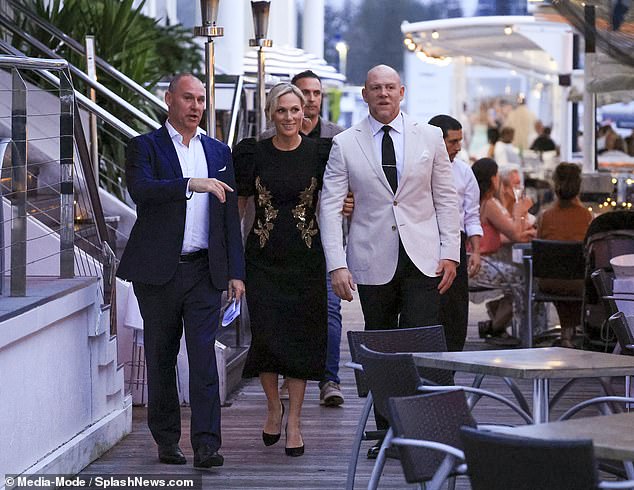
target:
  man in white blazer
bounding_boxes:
[319,64,460,331]
[319,64,460,458]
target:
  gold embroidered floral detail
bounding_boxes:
[292,177,318,248]
[254,176,278,248]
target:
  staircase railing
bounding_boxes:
[0,55,115,321]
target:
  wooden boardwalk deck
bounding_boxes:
[81,298,626,489]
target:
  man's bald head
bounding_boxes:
[365,64,401,88]
[362,64,404,124]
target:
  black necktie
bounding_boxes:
[381,125,398,193]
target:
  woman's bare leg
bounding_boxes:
[286,377,306,449]
[260,372,283,435]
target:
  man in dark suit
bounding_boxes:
[117,73,245,469]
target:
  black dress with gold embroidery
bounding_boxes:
[234,136,329,380]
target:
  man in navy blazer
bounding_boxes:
[118,73,245,469]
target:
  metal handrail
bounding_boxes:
[7,0,168,116]
[1,54,113,302]
[0,49,140,140]
[0,54,68,70]
[0,13,160,131]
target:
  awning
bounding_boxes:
[242,46,345,86]
[400,16,573,78]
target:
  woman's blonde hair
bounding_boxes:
[265,83,305,121]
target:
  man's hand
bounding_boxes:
[342,191,354,217]
[467,252,481,278]
[189,178,234,203]
[436,259,457,294]
[227,279,245,302]
[331,267,356,302]
[301,117,313,134]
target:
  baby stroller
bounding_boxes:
[583,210,634,350]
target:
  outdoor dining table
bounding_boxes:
[490,412,634,479]
[413,347,634,424]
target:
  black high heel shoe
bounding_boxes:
[284,424,304,457]
[262,403,284,446]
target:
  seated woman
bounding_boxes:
[537,162,592,348]
[498,166,534,221]
[470,158,536,345]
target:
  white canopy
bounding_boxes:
[242,46,345,86]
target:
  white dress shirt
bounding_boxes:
[165,120,209,253]
[368,112,405,181]
[453,157,483,238]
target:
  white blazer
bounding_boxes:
[319,113,460,285]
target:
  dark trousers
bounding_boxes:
[439,232,468,352]
[133,256,222,451]
[357,242,441,430]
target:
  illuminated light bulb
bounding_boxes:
[612,201,617,206]
[431,30,439,39]
[612,178,618,184]
[504,25,513,35]
[599,204,603,209]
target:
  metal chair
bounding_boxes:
[386,391,474,490]
[608,312,634,357]
[527,239,585,345]
[591,269,621,350]
[345,325,449,490]
[358,345,532,490]
[461,426,634,490]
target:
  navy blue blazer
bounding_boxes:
[117,126,245,288]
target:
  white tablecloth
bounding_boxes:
[120,283,189,405]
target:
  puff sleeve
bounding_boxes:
[233,137,257,197]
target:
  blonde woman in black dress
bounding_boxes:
[235,83,330,457]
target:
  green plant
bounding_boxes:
[22,0,202,91]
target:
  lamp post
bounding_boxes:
[335,40,348,80]
[194,0,224,138]
[249,1,272,135]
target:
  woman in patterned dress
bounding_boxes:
[234,83,330,457]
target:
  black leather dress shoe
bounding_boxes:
[194,445,224,469]
[158,444,186,465]
[367,443,381,460]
